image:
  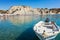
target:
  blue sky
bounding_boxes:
[0,0,60,10]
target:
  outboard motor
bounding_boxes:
[45,18,50,22]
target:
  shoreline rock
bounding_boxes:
[0,6,60,15]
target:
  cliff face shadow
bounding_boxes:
[16,27,39,40]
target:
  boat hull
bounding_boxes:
[35,32,57,40]
[33,21,60,40]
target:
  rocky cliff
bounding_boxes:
[0,6,60,15]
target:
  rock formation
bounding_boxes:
[0,6,60,15]
[0,10,7,14]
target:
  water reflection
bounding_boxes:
[0,14,59,26]
[0,14,60,27]
[0,14,41,25]
[0,14,60,40]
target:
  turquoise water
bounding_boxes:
[0,14,60,40]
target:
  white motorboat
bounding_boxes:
[33,21,60,40]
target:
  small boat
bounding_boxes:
[33,20,60,40]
